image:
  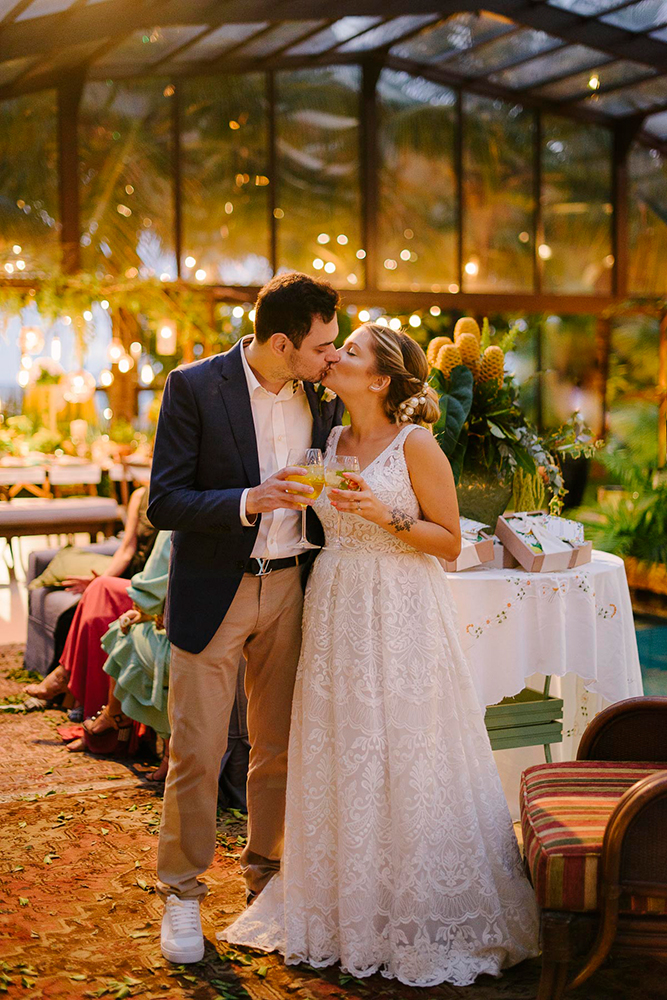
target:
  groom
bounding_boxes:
[148,272,344,963]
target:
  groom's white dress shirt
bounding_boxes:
[239,337,314,560]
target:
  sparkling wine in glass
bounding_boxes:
[286,448,325,550]
[325,454,360,547]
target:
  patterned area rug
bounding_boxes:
[1,643,665,1000]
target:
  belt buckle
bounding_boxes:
[254,557,272,577]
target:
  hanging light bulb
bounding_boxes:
[62,369,96,404]
[51,336,62,361]
[108,338,124,364]
[156,319,177,356]
[118,355,134,374]
[19,325,45,355]
[99,369,114,387]
[140,363,155,385]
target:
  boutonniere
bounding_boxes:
[314,382,338,413]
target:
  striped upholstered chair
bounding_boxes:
[520,696,667,1000]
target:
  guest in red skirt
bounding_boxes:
[25,485,158,716]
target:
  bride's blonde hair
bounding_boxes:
[364,324,440,426]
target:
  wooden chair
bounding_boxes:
[520,696,667,999]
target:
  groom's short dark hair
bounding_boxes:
[254,272,340,349]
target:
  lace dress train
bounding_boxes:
[219,424,539,988]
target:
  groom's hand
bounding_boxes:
[246,467,317,514]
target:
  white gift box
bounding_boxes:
[495,511,592,573]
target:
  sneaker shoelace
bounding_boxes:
[167,898,200,934]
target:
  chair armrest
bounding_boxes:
[27,548,61,585]
[570,770,667,991]
[577,696,667,763]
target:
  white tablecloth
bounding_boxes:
[445,550,643,819]
[445,550,643,709]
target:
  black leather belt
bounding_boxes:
[245,553,311,577]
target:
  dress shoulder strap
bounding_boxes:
[325,423,345,454]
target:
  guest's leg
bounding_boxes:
[64,576,133,718]
[157,576,260,901]
[240,566,304,894]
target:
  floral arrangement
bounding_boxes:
[428,317,600,514]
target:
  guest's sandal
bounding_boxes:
[82,705,133,756]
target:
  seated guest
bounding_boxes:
[67,530,171,765]
[25,485,158,713]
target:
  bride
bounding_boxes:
[219,323,539,988]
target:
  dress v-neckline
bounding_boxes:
[333,425,409,475]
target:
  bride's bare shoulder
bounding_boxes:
[404,426,452,472]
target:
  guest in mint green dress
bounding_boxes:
[102,530,172,741]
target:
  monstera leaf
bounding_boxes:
[430,365,474,483]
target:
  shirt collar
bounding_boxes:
[240,336,304,400]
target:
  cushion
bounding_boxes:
[29,546,113,589]
[521,761,667,915]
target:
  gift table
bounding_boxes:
[444,550,644,817]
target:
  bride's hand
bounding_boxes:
[329,473,387,524]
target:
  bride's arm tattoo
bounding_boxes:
[389,508,416,533]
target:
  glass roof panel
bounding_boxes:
[390,11,514,64]
[15,0,76,20]
[644,109,667,136]
[337,15,438,53]
[650,23,667,37]
[171,23,270,63]
[490,44,610,89]
[444,28,562,77]
[579,73,667,112]
[96,27,207,72]
[235,21,326,59]
[547,0,638,13]
[286,17,383,56]
[0,0,23,18]
[601,0,667,31]
[534,58,656,99]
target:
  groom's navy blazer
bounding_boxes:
[147,340,344,654]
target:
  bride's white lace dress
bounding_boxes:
[219,424,539,987]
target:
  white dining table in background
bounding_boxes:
[444,550,644,819]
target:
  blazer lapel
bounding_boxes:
[218,342,261,487]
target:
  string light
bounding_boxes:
[195,268,207,281]
[317,233,330,244]
[356,249,366,259]
[99,369,113,387]
[140,364,155,385]
[389,318,402,331]
[232,306,244,318]
[101,300,109,310]
[118,356,133,374]
[430,305,441,317]
[347,273,357,284]
[249,309,256,322]
[409,314,421,328]
[108,338,124,363]
[17,370,30,387]
[51,337,61,362]
[324,262,336,274]
[184,256,196,268]
[588,74,600,91]
[83,310,93,321]
[312,258,324,270]
[464,260,479,276]
[383,259,397,271]
[157,320,177,356]
[16,259,25,270]
[358,310,370,323]
[337,235,348,245]
[130,341,142,356]
[12,245,21,254]
[400,249,411,261]
[448,283,459,293]
[538,244,552,260]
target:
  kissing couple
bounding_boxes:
[147,272,538,988]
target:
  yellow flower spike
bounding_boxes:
[435,343,463,378]
[479,345,505,385]
[453,317,481,344]
[455,332,480,369]
[426,336,453,367]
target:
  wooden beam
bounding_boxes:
[360,59,381,293]
[267,70,277,273]
[612,117,644,300]
[57,69,85,275]
[659,310,667,468]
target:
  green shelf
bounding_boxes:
[484,686,564,759]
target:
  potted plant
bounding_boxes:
[428,318,598,524]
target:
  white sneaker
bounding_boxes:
[160,895,204,964]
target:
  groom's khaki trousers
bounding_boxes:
[157,564,304,900]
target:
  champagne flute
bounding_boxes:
[286,448,325,550]
[325,454,360,547]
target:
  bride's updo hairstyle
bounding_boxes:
[365,324,440,427]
